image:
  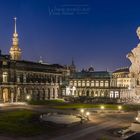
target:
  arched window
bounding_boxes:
[53,88,55,98]
[48,88,50,99]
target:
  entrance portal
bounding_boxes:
[3,88,9,102]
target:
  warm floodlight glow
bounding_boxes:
[136,117,139,121]
[80,109,84,113]
[0,103,5,107]
[86,112,90,116]
[26,95,31,100]
[118,105,122,110]
[101,105,105,110]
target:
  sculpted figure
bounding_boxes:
[127,27,140,77]
[136,26,140,39]
[127,51,139,76]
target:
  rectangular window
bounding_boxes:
[17,76,20,83]
[95,81,99,87]
[2,61,7,65]
[2,72,8,83]
[100,81,104,87]
[86,81,90,86]
[115,91,119,98]
[78,81,81,87]
[74,81,77,86]
[23,74,26,83]
[105,81,109,87]
[91,81,94,87]
[70,81,73,86]
[110,91,114,98]
[82,81,85,87]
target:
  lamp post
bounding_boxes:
[80,109,85,123]
[86,112,90,120]
[136,117,139,122]
[100,105,105,112]
[118,105,122,112]
[80,109,84,116]
[26,95,31,101]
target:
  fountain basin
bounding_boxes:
[40,113,81,125]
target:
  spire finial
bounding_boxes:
[14,17,17,33]
[72,57,74,66]
[10,17,21,60]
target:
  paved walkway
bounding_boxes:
[51,120,122,140]
[0,119,122,140]
[0,104,133,140]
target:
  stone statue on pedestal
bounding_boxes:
[127,27,140,80]
[126,27,140,101]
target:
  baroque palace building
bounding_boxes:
[112,67,135,89]
[62,66,129,100]
[1,18,137,103]
[61,65,138,103]
[0,18,68,103]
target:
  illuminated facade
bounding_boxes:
[0,53,67,102]
[0,18,68,103]
[112,67,135,89]
[1,18,139,104]
[62,67,125,99]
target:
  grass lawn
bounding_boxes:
[0,110,46,136]
[52,103,140,111]
[52,103,120,110]
[28,99,65,105]
[28,99,140,111]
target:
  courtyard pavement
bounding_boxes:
[0,104,137,140]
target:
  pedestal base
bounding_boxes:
[130,122,140,132]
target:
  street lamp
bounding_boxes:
[26,95,31,100]
[101,105,105,110]
[86,112,90,116]
[118,105,122,111]
[136,117,139,121]
[80,109,84,114]
[86,112,90,120]
[80,109,85,123]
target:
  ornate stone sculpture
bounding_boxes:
[127,27,140,78]
[136,27,140,39]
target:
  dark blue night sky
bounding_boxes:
[0,0,140,71]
